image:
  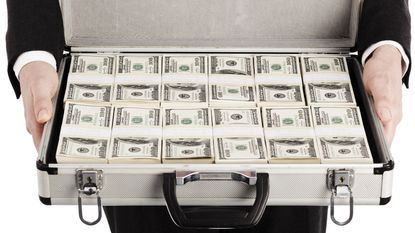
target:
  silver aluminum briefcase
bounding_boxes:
[37,0,393,228]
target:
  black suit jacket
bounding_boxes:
[6,0,411,98]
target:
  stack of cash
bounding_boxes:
[210,55,253,77]
[69,54,115,80]
[162,108,213,163]
[109,105,162,164]
[212,108,267,164]
[255,55,305,106]
[163,138,214,164]
[261,107,320,164]
[311,106,373,164]
[316,136,372,164]
[311,106,363,128]
[57,102,113,163]
[113,55,162,106]
[212,108,262,133]
[56,137,110,164]
[301,56,356,106]
[214,137,267,164]
[262,106,312,130]
[117,55,161,77]
[209,55,257,107]
[162,55,208,107]
[65,54,115,103]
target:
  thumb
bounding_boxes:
[32,83,56,124]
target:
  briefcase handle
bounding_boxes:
[163,171,269,229]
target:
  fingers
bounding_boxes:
[383,121,397,146]
[19,61,59,150]
[32,81,55,123]
[26,117,44,150]
[24,94,44,151]
[363,59,402,146]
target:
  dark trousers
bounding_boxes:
[104,206,327,233]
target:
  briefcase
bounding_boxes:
[37,0,393,228]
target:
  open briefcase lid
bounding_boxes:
[60,0,362,51]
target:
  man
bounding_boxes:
[6,0,411,233]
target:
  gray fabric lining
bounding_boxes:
[61,0,361,49]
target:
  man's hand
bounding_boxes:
[19,61,58,150]
[363,45,403,145]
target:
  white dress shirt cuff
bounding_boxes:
[13,51,57,80]
[361,40,410,78]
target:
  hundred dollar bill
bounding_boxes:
[163,83,207,104]
[213,108,260,126]
[163,138,213,163]
[302,56,348,75]
[267,137,319,163]
[109,137,161,163]
[114,84,160,102]
[258,84,304,105]
[255,55,300,76]
[210,56,253,76]
[263,107,311,128]
[210,84,256,105]
[215,137,267,163]
[318,136,373,164]
[57,136,109,164]
[114,107,160,127]
[117,55,161,76]
[63,102,112,128]
[164,108,210,127]
[65,83,112,102]
[312,106,362,127]
[306,82,355,105]
[164,55,207,76]
[70,55,115,76]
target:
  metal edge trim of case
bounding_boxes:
[374,160,395,175]
[36,160,58,175]
[379,197,391,205]
[39,196,52,205]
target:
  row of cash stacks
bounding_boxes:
[65,54,356,107]
[57,54,372,164]
[57,103,372,164]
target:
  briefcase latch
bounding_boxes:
[327,169,354,226]
[76,169,103,226]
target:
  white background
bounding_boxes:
[0,2,414,233]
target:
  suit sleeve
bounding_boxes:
[6,0,65,98]
[357,0,411,87]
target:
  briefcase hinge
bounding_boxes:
[327,168,355,226]
[76,169,103,226]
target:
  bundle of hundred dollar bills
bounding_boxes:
[262,107,319,163]
[113,55,162,106]
[65,54,115,103]
[110,105,162,163]
[212,108,268,164]
[255,55,305,106]
[311,106,372,164]
[162,108,213,163]
[56,53,373,165]
[57,102,113,163]
[301,56,356,106]
[162,55,208,107]
[209,55,257,107]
